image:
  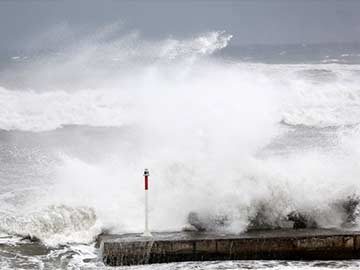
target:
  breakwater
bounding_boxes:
[97,229,360,266]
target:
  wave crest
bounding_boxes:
[0,205,100,246]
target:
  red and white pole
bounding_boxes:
[143,168,152,237]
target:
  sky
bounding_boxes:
[0,0,360,52]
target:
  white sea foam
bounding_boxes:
[0,204,101,246]
[90,260,360,270]
[0,62,360,132]
[1,29,360,247]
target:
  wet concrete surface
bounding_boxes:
[98,229,360,266]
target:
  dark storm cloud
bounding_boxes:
[0,0,359,52]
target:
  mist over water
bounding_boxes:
[1,26,360,268]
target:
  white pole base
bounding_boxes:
[143,189,152,237]
[142,230,152,237]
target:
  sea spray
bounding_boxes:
[0,29,360,245]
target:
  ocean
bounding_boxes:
[1,31,360,269]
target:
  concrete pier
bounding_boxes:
[97,229,360,266]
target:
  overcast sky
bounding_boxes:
[1,0,360,52]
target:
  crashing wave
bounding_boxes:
[0,205,101,246]
[2,30,360,243]
[185,195,360,232]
